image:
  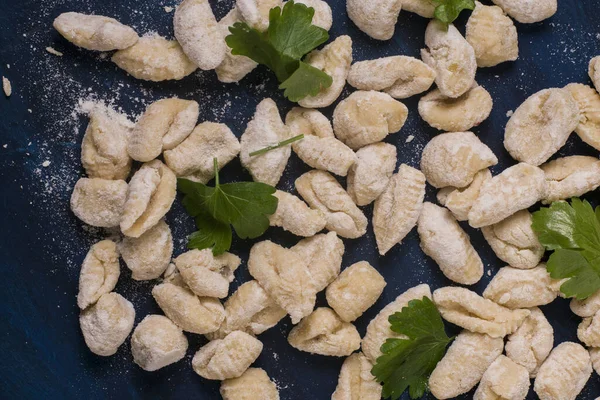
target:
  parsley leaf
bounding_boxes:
[372,297,454,400]
[188,213,232,256]
[432,0,475,26]
[280,61,333,102]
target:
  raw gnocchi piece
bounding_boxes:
[362,284,432,363]
[70,178,128,228]
[420,131,498,189]
[491,0,556,23]
[333,91,408,150]
[240,99,291,186]
[421,21,477,98]
[53,12,138,51]
[466,2,519,68]
[418,84,494,132]
[121,220,172,281]
[565,83,600,151]
[578,312,600,348]
[347,143,396,206]
[483,266,558,309]
[473,355,530,400]
[174,0,226,71]
[298,36,353,109]
[215,8,258,83]
[79,292,135,356]
[571,290,600,318]
[128,98,199,163]
[504,88,580,166]
[248,241,317,324]
[418,203,483,285]
[291,232,345,292]
[131,315,188,371]
[468,163,547,228]
[505,307,554,377]
[346,0,402,41]
[236,0,282,31]
[590,56,600,93]
[373,165,426,256]
[331,352,382,400]
[295,170,368,239]
[152,282,225,334]
[192,331,263,380]
[77,240,121,310]
[287,307,361,356]
[347,56,436,99]
[534,342,592,400]
[429,331,504,399]
[326,261,386,322]
[220,368,279,400]
[120,160,177,238]
[437,169,492,221]
[433,287,530,338]
[286,108,356,177]
[541,156,600,204]
[268,190,327,237]
[402,0,436,17]
[174,249,241,298]
[591,348,600,376]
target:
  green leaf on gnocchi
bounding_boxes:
[432,0,475,26]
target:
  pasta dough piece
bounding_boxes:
[437,169,491,221]
[429,331,504,399]
[420,131,498,189]
[433,287,530,338]
[333,91,408,150]
[326,261,386,322]
[174,249,240,298]
[468,163,546,228]
[112,35,197,81]
[287,307,361,356]
[192,331,263,380]
[541,156,600,204]
[571,290,600,318]
[578,312,600,348]
[131,315,188,371]
[77,240,120,310]
[79,292,135,356]
[291,232,345,292]
[331,352,382,400]
[346,0,402,41]
[402,0,436,17]
[220,368,279,400]
[421,21,477,98]
[418,202,483,285]
[120,160,177,238]
[121,219,173,281]
[128,98,199,163]
[418,84,493,132]
[591,348,600,376]
[216,8,258,83]
[286,107,356,177]
[534,342,592,400]
[362,284,432,363]
[466,2,519,68]
[504,88,580,166]
[347,56,436,99]
[70,178,128,228]
[491,0,556,23]
[295,170,368,239]
[347,143,396,206]
[236,0,282,31]
[53,12,138,51]
[483,266,559,308]
[298,36,353,108]
[174,0,226,70]
[240,98,291,186]
[269,190,327,237]
[473,355,530,400]
[296,0,332,30]
[565,83,600,151]
[373,164,426,256]
[590,56,600,93]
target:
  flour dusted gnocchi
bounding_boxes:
[346,0,402,40]
[347,56,436,99]
[291,232,345,292]
[433,287,530,338]
[298,35,353,108]
[429,331,504,399]
[578,312,600,348]
[131,315,188,371]
[286,108,356,177]
[120,160,177,238]
[473,355,530,400]
[220,368,279,400]
[437,169,491,221]
[77,240,121,310]
[468,163,547,228]
[295,170,368,239]
[287,307,361,356]
[268,190,327,237]
[541,156,600,204]
[421,21,477,98]
[373,164,426,256]
[504,88,580,166]
[418,203,483,285]
[121,219,173,281]
[565,83,600,151]
[591,348,600,376]
[70,178,128,228]
[483,266,559,308]
[418,84,494,132]
[326,261,386,322]
[402,0,437,17]
[296,0,332,30]
[571,290,600,318]
[53,12,138,51]
[590,57,600,93]
[192,331,263,380]
[174,249,240,298]
[534,342,592,400]
[347,143,397,206]
[466,2,519,68]
[216,8,258,83]
[491,0,557,23]
[331,352,382,400]
[112,35,197,81]
[79,292,135,356]
[237,0,282,31]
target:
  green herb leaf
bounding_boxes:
[280,61,333,101]
[372,297,454,400]
[187,213,232,256]
[249,134,305,157]
[432,0,475,26]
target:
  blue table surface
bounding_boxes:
[0,0,599,399]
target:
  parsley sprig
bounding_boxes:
[433,0,475,26]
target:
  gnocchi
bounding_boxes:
[473,355,530,400]
[331,352,382,400]
[346,0,402,41]
[77,240,121,310]
[590,56,600,93]
[268,190,327,237]
[291,232,345,292]
[565,83,600,151]
[236,0,282,31]
[541,155,600,204]
[483,266,559,309]
[53,12,138,51]
[578,312,600,348]
[591,348,600,376]
[70,178,128,228]
[131,315,188,371]
[120,219,173,281]
[570,290,600,318]
[220,368,280,400]
[437,169,492,222]
[401,0,436,18]
[491,0,557,23]
[347,142,397,206]
[174,249,240,298]
[216,8,258,83]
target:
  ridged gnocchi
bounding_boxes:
[565,83,600,151]
[131,315,188,371]
[590,56,600,93]
[437,169,491,222]
[578,312,600,348]
[268,190,327,237]
[347,143,397,206]
[236,0,282,31]
[591,348,600,376]
[541,156,600,204]
[483,266,559,309]
[491,0,557,23]
[77,240,121,310]
[331,352,382,400]
[120,219,173,281]
[174,249,240,299]
[570,290,600,318]
[53,12,138,51]
[220,368,280,400]
[216,8,258,83]
[346,0,402,41]
[70,178,128,228]
[291,232,344,292]
[473,355,530,400]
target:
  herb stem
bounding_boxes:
[213,158,220,186]
[249,134,304,157]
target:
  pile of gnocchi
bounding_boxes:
[54,0,600,398]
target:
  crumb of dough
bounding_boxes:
[27,109,32,113]
[42,160,51,167]
[46,47,64,57]
[164,6,173,12]
[2,144,7,148]
[406,135,415,143]
[3,77,11,97]
[506,110,514,117]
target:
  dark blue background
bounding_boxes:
[0,0,599,399]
